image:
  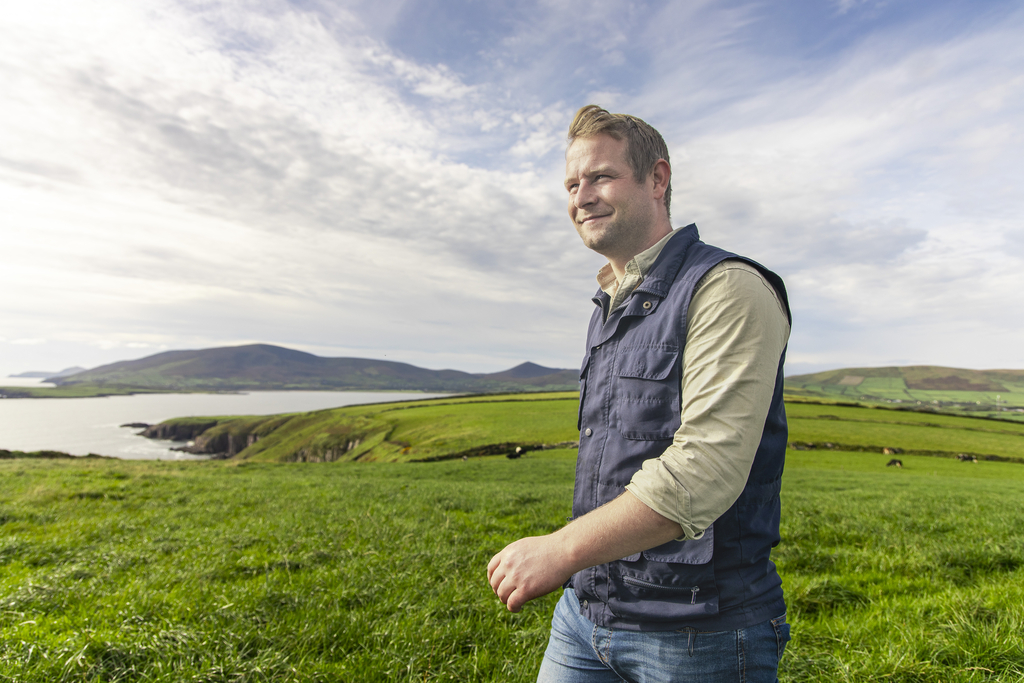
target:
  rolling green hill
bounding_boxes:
[138,392,1024,464]
[0,344,578,397]
[143,392,582,462]
[786,365,1024,420]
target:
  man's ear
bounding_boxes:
[650,159,671,201]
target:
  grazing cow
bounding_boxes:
[886,458,903,468]
[956,453,978,463]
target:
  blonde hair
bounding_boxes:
[567,105,671,216]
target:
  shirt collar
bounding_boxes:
[596,227,683,297]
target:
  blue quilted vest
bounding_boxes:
[571,224,791,631]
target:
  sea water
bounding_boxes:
[0,387,450,460]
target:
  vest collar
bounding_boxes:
[633,224,700,298]
[591,224,700,308]
[589,224,701,347]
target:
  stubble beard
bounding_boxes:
[576,205,652,262]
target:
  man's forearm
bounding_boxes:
[557,491,684,568]
[487,491,683,612]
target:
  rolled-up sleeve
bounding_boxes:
[625,260,790,540]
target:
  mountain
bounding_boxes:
[474,361,578,386]
[50,344,577,393]
[476,361,563,380]
[786,365,1024,410]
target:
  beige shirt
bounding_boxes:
[596,228,791,540]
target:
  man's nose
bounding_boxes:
[574,180,597,207]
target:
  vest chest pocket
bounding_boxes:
[615,346,681,440]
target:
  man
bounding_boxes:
[487,105,792,682]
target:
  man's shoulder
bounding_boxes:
[704,257,761,275]
[696,258,767,287]
[689,258,790,327]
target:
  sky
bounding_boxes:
[2,0,1022,378]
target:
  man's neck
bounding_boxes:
[606,224,673,280]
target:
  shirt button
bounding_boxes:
[582,600,589,609]
[584,428,593,437]
[642,300,653,309]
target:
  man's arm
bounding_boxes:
[487,490,682,613]
[625,261,790,538]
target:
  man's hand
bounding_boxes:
[487,534,573,613]
[485,492,687,613]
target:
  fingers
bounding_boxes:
[493,574,524,612]
[486,551,501,583]
[491,565,514,604]
[505,589,525,613]
[487,548,520,609]
[487,552,504,593]
[488,562,535,612]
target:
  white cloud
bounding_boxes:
[0,0,1022,377]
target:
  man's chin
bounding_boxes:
[579,232,615,255]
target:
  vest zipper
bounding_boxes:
[621,576,702,599]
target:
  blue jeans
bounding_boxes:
[537,589,790,683]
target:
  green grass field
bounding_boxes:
[2,397,1023,681]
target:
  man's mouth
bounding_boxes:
[578,213,610,225]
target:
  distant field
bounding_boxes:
[2,395,1023,681]
[786,365,1024,423]
[786,401,1024,461]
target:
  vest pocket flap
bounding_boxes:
[642,525,714,564]
[617,346,678,381]
[614,346,681,440]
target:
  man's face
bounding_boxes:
[564,134,656,260]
